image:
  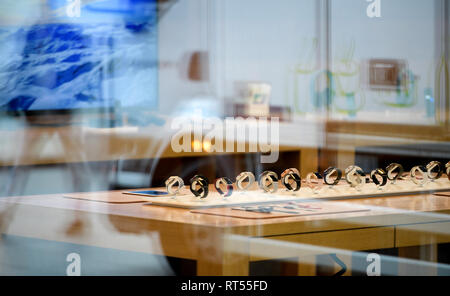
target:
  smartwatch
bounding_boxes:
[323,167,342,186]
[306,172,323,194]
[281,168,301,192]
[370,168,387,187]
[426,161,443,181]
[215,177,234,197]
[386,163,404,183]
[236,172,256,191]
[410,166,429,186]
[258,171,279,193]
[190,175,209,198]
[165,176,184,195]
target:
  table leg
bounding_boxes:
[298,255,317,276]
[196,234,249,276]
[197,253,249,276]
[397,244,438,276]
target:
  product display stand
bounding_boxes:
[128,178,450,209]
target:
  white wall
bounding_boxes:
[329,0,437,123]
[157,0,210,114]
[221,0,317,106]
[158,0,443,124]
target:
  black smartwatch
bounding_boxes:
[190,175,209,198]
[370,168,387,187]
[281,168,301,192]
[323,167,342,186]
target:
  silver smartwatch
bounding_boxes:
[306,172,323,194]
[410,166,429,186]
[386,163,404,183]
[258,171,279,193]
[236,172,255,191]
[345,165,366,189]
[165,176,184,195]
[426,161,443,181]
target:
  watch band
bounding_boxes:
[258,171,279,193]
[345,165,357,184]
[323,167,342,186]
[189,175,209,198]
[165,176,184,195]
[215,177,233,197]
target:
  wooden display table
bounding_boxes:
[0,189,449,275]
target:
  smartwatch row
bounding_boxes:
[345,161,449,187]
[164,169,302,199]
[164,161,450,199]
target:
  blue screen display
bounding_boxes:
[0,0,158,111]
